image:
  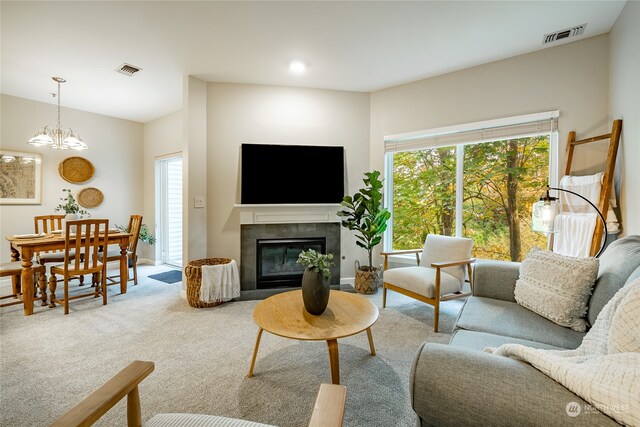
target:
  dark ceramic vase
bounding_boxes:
[301,267,330,315]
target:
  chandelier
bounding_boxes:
[28,76,87,150]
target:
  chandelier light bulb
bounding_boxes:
[27,77,87,150]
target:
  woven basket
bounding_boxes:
[184,258,232,308]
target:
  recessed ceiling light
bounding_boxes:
[289,61,307,74]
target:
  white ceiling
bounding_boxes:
[1,1,626,123]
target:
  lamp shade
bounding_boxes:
[532,199,560,233]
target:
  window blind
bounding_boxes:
[384,111,559,153]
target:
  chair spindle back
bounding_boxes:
[64,219,109,275]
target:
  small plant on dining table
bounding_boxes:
[54,189,88,215]
[296,248,334,280]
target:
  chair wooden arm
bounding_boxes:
[51,361,345,427]
[50,360,155,427]
[381,249,422,270]
[380,249,422,256]
[430,258,476,269]
[308,383,347,427]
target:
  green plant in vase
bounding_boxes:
[337,170,390,294]
[54,189,88,216]
[297,248,335,315]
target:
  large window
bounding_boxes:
[384,113,558,262]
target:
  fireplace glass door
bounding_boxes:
[257,238,326,288]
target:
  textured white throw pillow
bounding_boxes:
[514,248,599,332]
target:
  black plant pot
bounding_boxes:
[301,267,330,315]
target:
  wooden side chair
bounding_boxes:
[51,360,347,427]
[101,214,143,286]
[381,234,475,332]
[0,261,47,308]
[49,219,109,315]
[34,214,84,286]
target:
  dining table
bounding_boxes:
[6,230,131,316]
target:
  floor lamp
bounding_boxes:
[531,185,607,257]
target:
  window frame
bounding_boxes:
[383,112,559,254]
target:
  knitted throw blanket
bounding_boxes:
[489,277,640,426]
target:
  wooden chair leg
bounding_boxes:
[133,260,138,286]
[63,276,70,315]
[38,272,48,306]
[433,301,439,333]
[102,272,107,306]
[12,274,21,296]
[382,283,387,308]
[49,274,57,308]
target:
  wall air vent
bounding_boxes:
[543,24,587,44]
[116,63,142,76]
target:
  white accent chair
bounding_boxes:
[51,361,346,427]
[381,234,475,332]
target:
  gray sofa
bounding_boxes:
[410,235,640,426]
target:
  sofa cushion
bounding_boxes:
[383,266,461,298]
[588,235,640,326]
[420,234,473,284]
[455,296,585,349]
[449,329,564,352]
[627,265,640,285]
[514,248,598,332]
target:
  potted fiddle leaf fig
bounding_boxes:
[297,249,334,315]
[337,170,391,294]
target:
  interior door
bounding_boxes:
[157,156,183,267]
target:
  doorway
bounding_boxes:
[156,155,183,267]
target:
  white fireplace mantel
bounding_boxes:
[233,203,342,225]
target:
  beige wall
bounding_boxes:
[610,0,640,236]
[206,83,370,280]
[0,94,143,263]
[370,35,611,174]
[141,109,182,262]
[183,76,208,280]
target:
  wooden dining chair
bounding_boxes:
[49,219,109,315]
[101,214,143,286]
[0,261,47,308]
[34,214,84,286]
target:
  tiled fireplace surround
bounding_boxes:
[237,204,341,297]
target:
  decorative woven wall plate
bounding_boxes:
[58,157,95,183]
[77,187,104,208]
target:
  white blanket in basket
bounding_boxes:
[200,260,241,303]
[487,277,640,426]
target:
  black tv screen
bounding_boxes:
[241,143,344,204]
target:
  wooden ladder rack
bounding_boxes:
[564,119,622,256]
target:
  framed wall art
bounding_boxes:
[0,151,42,204]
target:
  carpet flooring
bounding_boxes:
[148,269,183,284]
[0,265,465,427]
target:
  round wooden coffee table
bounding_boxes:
[248,289,379,385]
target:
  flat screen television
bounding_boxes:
[241,143,344,204]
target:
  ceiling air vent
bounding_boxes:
[116,63,142,76]
[543,24,587,44]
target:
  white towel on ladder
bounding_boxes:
[553,213,597,258]
[559,174,620,232]
[200,260,241,302]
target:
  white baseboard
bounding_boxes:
[137,258,163,266]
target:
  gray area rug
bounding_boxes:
[0,265,463,427]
